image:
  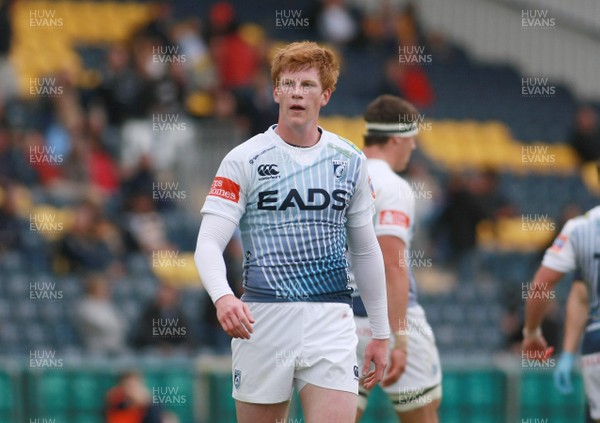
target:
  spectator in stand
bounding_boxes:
[569,106,600,162]
[105,371,164,423]
[0,182,21,253]
[75,274,128,357]
[122,191,172,253]
[206,1,260,90]
[133,283,191,355]
[60,200,124,274]
[86,127,120,199]
[433,170,512,282]
[97,43,146,125]
[381,59,434,109]
[315,0,362,47]
[0,126,37,185]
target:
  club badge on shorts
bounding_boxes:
[234,369,242,390]
[353,365,359,380]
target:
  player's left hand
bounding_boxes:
[381,348,406,387]
[554,352,575,394]
[362,338,388,390]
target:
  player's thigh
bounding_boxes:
[232,303,302,404]
[295,303,359,395]
[235,400,290,423]
[299,383,357,423]
[397,398,441,423]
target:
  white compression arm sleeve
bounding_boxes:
[194,213,238,303]
[347,223,390,339]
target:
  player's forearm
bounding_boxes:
[348,224,390,339]
[524,266,562,333]
[385,264,409,334]
[194,214,237,303]
[563,283,589,353]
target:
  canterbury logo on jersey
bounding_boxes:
[258,188,349,211]
[257,164,279,176]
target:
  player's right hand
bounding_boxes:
[521,334,551,360]
[553,352,575,394]
[361,338,388,390]
[215,294,255,339]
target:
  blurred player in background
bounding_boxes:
[353,95,442,422]
[195,41,389,423]
[522,167,600,422]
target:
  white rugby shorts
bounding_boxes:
[355,304,442,412]
[231,302,359,403]
[581,351,600,419]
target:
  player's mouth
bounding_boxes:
[290,105,305,112]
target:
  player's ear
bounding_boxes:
[273,86,280,104]
[320,88,331,107]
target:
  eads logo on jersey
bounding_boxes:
[258,188,349,211]
[257,164,280,181]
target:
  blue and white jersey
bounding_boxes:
[542,206,600,354]
[201,125,375,304]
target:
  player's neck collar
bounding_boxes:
[271,125,323,149]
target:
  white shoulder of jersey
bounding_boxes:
[585,205,600,219]
[368,159,414,246]
[222,132,277,165]
[324,131,367,159]
[542,206,600,273]
[201,132,275,222]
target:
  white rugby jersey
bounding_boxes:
[543,206,600,332]
[201,125,375,303]
[352,159,419,308]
